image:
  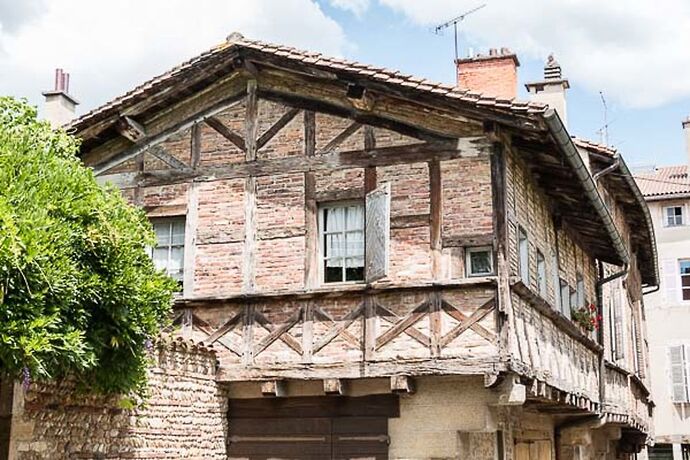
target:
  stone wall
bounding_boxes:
[7,338,227,460]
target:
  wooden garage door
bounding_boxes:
[228,395,398,460]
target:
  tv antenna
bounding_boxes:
[596,91,611,146]
[434,4,487,61]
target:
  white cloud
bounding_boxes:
[0,0,347,114]
[329,0,370,17]
[379,0,690,108]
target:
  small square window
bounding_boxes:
[465,246,494,277]
[666,206,684,227]
[320,204,365,283]
[150,217,185,286]
[680,260,690,301]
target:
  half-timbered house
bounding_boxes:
[8,34,658,459]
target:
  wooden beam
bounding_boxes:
[190,123,202,168]
[92,95,245,175]
[148,145,190,171]
[139,138,484,187]
[429,291,442,357]
[245,79,258,161]
[318,121,362,154]
[257,107,301,150]
[429,159,442,279]
[390,375,415,394]
[117,116,146,143]
[375,300,429,350]
[182,183,198,298]
[181,308,193,339]
[242,176,257,293]
[323,378,346,395]
[260,380,287,397]
[205,116,246,152]
[303,111,318,290]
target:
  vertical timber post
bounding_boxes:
[363,126,378,362]
[243,80,258,294]
[490,136,513,363]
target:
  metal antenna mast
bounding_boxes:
[434,4,487,61]
[596,91,610,146]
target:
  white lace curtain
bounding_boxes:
[325,205,364,268]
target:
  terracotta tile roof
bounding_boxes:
[634,165,690,198]
[571,137,617,157]
[68,34,548,133]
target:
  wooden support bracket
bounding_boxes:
[323,378,346,395]
[260,380,287,397]
[390,375,415,394]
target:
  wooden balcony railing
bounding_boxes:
[171,280,502,381]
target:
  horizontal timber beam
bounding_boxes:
[123,137,488,187]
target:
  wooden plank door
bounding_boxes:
[332,417,388,460]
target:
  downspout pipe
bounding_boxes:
[543,108,630,267]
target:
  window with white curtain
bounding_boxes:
[150,218,185,285]
[320,203,365,283]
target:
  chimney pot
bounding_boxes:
[525,54,570,126]
[42,68,79,127]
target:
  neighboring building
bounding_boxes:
[5,36,657,459]
[637,118,690,460]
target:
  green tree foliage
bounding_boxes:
[0,97,176,395]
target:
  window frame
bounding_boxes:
[664,205,684,227]
[318,201,366,285]
[680,259,690,302]
[149,216,186,286]
[559,279,570,318]
[465,246,495,277]
[536,249,546,298]
[669,344,690,403]
[518,226,529,285]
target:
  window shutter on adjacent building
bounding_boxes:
[663,259,678,303]
[365,183,391,283]
[669,345,689,403]
[612,283,625,361]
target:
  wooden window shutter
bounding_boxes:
[670,345,689,402]
[662,259,678,303]
[613,284,625,361]
[365,183,391,283]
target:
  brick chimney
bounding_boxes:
[525,55,570,126]
[683,116,690,171]
[42,69,79,127]
[456,47,520,99]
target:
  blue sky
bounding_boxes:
[317,1,690,167]
[1,0,689,167]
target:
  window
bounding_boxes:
[681,260,690,301]
[536,250,546,297]
[320,204,365,283]
[150,218,185,284]
[559,279,570,317]
[608,281,625,362]
[669,345,690,403]
[466,246,494,276]
[569,288,577,315]
[576,274,585,308]
[665,206,684,227]
[518,227,529,284]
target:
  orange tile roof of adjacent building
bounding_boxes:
[635,165,690,198]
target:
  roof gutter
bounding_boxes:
[617,156,660,287]
[543,108,630,266]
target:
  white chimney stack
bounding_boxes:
[525,55,570,126]
[42,68,79,127]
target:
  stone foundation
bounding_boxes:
[6,338,227,460]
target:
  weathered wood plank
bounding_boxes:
[204,311,244,345]
[148,145,190,170]
[205,116,246,152]
[375,300,429,350]
[429,291,442,357]
[312,303,364,353]
[440,298,496,346]
[245,79,258,161]
[92,95,245,175]
[257,107,301,150]
[318,121,362,154]
[375,303,430,347]
[254,308,302,356]
[190,123,202,168]
[137,138,483,187]
[260,380,287,397]
[117,115,146,143]
[429,159,442,279]
[182,183,198,298]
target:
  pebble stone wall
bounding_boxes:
[8,338,227,459]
